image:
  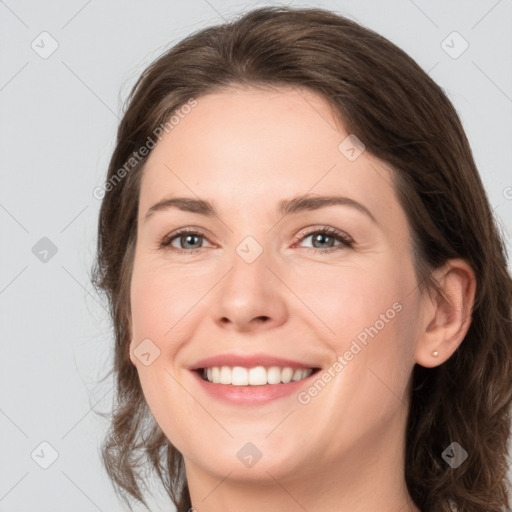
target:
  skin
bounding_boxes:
[129,85,475,512]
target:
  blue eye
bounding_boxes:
[160,229,209,252]
[296,227,353,253]
[159,226,353,254]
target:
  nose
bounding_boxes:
[211,245,288,333]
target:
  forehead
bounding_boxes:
[138,86,402,226]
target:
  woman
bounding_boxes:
[92,6,512,511]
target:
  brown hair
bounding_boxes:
[92,6,512,511]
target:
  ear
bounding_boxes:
[415,259,476,368]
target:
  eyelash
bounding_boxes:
[159,226,354,255]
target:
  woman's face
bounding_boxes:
[129,86,425,486]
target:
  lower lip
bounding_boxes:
[190,370,317,405]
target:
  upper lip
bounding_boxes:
[188,353,320,370]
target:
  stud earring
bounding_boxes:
[432,350,439,357]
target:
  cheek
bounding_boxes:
[133,362,196,459]
[129,262,199,450]
[290,253,419,395]
[130,257,207,341]
[288,257,410,341]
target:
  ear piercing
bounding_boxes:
[432,350,439,357]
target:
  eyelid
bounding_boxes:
[159,225,354,253]
[159,226,214,252]
[291,225,354,253]
[292,225,353,245]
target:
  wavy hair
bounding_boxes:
[92,6,512,511]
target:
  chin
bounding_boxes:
[183,438,309,482]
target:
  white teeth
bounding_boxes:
[267,366,282,384]
[281,367,294,383]
[232,366,249,386]
[249,366,267,385]
[201,366,314,385]
[292,368,304,382]
[219,366,232,384]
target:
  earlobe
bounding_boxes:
[415,259,476,368]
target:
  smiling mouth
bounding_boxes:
[196,366,321,386]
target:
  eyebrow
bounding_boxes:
[143,194,377,224]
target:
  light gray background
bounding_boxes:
[1,1,511,511]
